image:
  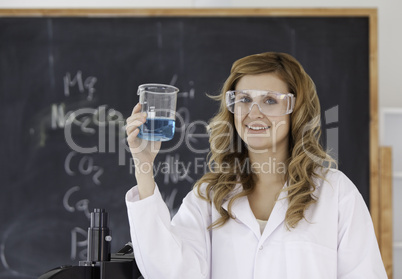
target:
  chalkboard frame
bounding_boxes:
[0,7,390,275]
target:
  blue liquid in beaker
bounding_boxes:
[138,117,175,141]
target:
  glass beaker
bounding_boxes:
[137,83,179,141]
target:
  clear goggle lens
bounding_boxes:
[226,90,296,116]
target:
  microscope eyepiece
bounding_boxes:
[87,208,111,263]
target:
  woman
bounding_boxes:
[125,52,386,278]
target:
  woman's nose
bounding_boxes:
[248,103,264,118]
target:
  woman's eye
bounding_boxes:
[265,98,277,105]
[239,97,251,103]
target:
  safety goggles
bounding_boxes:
[226,90,296,116]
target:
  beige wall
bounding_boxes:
[0,0,400,109]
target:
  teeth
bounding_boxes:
[247,125,270,130]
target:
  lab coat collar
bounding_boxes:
[261,187,288,242]
[222,183,289,241]
[222,187,260,239]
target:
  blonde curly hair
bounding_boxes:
[194,52,337,230]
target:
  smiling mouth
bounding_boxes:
[246,125,271,131]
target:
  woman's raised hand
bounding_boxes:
[126,103,161,172]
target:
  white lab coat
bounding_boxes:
[126,169,387,279]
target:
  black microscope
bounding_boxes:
[38,208,143,279]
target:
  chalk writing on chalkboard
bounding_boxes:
[52,70,198,262]
[64,71,97,101]
[62,70,101,260]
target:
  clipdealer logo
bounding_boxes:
[54,104,339,169]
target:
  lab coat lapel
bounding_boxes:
[221,183,289,241]
[260,187,288,241]
[222,188,260,239]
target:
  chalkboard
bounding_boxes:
[0,10,374,278]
